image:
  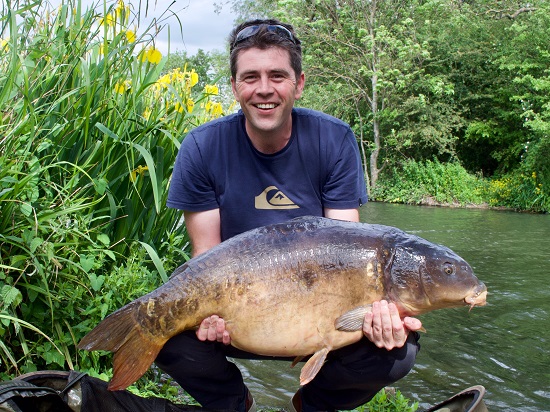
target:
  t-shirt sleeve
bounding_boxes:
[322,128,368,209]
[167,134,219,211]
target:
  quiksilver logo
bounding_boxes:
[255,186,299,210]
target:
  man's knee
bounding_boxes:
[387,333,420,382]
[324,332,420,387]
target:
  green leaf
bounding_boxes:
[43,349,65,367]
[30,239,44,258]
[139,241,167,283]
[97,233,110,246]
[1,285,23,308]
[80,255,95,273]
[20,202,33,216]
[94,177,108,195]
[104,250,116,261]
[132,142,160,213]
[88,273,105,292]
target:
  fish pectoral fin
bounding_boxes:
[299,347,330,386]
[291,355,305,368]
[334,305,372,331]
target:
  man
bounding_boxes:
[156,19,422,412]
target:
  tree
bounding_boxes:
[165,49,215,90]
[272,0,456,190]
[494,1,550,191]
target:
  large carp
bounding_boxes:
[78,216,487,391]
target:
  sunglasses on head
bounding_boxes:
[233,24,297,47]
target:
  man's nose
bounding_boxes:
[256,76,273,94]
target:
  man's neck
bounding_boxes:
[245,123,292,155]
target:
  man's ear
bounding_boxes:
[230,77,238,100]
[295,72,306,99]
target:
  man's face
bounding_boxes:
[231,47,305,142]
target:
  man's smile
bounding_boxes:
[254,103,278,109]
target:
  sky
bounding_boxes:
[51,0,238,55]
[139,0,238,54]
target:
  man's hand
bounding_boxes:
[363,300,422,350]
[196,315,231,345]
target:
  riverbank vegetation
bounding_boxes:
[0,0,547,411]
[0,0,229,386]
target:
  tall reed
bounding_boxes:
[0,0,230,377]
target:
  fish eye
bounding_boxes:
[443,263,455,275]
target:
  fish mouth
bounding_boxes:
[465,283,488,310]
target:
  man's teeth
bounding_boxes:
[256,103,276,109]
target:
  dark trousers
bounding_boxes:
[155,331,420,411]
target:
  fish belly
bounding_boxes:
[217,283,369,356]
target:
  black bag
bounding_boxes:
[0,370,231,412]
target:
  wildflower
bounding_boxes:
[171,68,184,83]
[114,80,131,94]
[143,107,151,120]
[204,84,218,95]
[186,98,194,113]
[190,71,199,87]
[175,102,184,113]
[157,73,171,88]
[0,38,9,52]
[100,13,115,28]
[125,30,135,43]
[116,0,130,24]
[532,172,537,179]
[211,102,223,117]
[140,47,162,64]
[147,47,162,64]
[130,165,148,182]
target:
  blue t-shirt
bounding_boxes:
[167,108,368,240]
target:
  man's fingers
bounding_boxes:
[196,316,211,341]
[215,318,225,341]
[222,330,231,345]
[197,315,220,341]
[196,315,231,345]
[404,316,423,332]
[388,302,406,347]
[363,300,416,350]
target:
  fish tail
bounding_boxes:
[78,305,164,391]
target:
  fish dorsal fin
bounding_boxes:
[334,305,372,331]
[299,347,330,386]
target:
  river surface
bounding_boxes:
[233,202,550,411]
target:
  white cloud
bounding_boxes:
[138,0,237,54]
[50,0,237,55]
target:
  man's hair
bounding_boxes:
[228,19,302,79]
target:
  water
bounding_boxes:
[233,202,550,411]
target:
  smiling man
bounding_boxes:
[231,46,304,153]
[157,19,421,412]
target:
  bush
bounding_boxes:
[372,159,485,206]
[485,171,549,213]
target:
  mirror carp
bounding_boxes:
[78,216,487,391]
